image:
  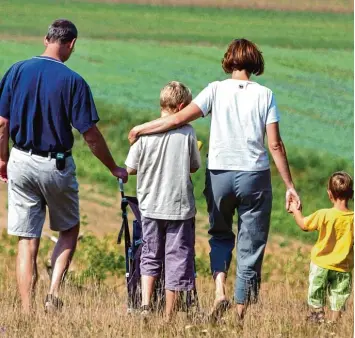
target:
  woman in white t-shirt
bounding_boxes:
[128,39,301,321]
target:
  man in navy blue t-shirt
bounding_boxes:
[0,19,128,313]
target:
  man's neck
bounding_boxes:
[332,199,350,212]
[41,46,64,62]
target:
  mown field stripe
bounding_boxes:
[0,0,353,49]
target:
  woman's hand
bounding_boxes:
[128,126,140,145]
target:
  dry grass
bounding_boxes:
[0,240,353,338]
[0,184,353,337]
[0,276,353,337]
[77,0,354,13]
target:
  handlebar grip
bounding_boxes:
[118,178,124,193]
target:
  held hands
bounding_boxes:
[288,200,299,214]
[286,187,301,213]
[0,160,8,183]
[111,166,128,183]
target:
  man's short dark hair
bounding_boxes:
[46,19,78,44]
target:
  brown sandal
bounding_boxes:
[306,311,325,324]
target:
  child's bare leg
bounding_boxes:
[330,310,341,322]
[141,275,157,307]
[165,289,177,321]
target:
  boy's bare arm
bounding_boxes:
[289,204,308,231]
[126,167,137,175]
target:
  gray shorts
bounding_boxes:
[7,147,79,238]
[140,216,195,291]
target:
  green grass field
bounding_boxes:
[0,0,353,242]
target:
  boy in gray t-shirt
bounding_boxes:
[125,81,201,321]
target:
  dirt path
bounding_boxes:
[0,182,123,236]
[0,180,311,260]
[79,0,353,13]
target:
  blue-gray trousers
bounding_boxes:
[204,169,272,304]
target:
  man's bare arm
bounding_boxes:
[0,116,9,182]
[83,125,128,182]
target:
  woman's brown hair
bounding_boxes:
[222,38,264,76]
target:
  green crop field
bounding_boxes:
[0,0,353,242]
[0,2,354,337]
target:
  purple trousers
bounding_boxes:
[140,216,195,291]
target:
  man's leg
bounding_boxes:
[17,237,40,314]
[7,148,45,314]
[48,224,79,297]
[41,156,80,310]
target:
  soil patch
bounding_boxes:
[77,0,353,13]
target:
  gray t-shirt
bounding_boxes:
[193,79,280,171]
[125,124,201,220]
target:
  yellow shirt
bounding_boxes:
[304,208,354,272]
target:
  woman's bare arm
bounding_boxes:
[128,103,203,145]
[266,122,301,211]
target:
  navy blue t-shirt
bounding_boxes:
[0,56,99,152]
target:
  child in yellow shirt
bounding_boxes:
[289,171,354,323]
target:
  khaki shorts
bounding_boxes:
[7,147,79,238]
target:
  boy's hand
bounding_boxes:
[197,141,203,151]
[288,201,299,214]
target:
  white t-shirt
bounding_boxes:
[125,125,201,220]
[193,79,280,171]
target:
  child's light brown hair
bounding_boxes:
[222,38,264,76]
[328,171,354,200]
[160,81,192,112]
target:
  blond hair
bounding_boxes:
[328,171,354,200]
[160,81,192,112]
